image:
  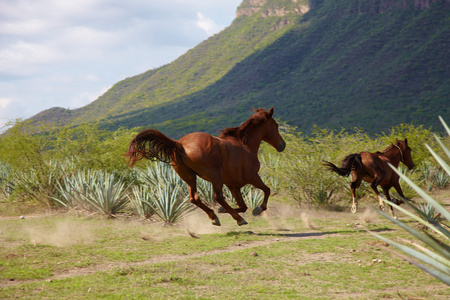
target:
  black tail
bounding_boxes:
[125,129,185,166]
[323,154,363,177]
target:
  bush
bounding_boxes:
[0,120,135,205]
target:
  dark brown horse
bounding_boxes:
[125,107,286,226]
[324,139,414,218]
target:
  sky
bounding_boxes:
[0,0,242,128]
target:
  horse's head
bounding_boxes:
[263,107,286,152]
[396,138,414,170]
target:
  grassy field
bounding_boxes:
[1,191,449,299]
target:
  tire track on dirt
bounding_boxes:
[1,231,334,287]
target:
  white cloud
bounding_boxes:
[196,12,221,36]
[0,98,12,110]
[0,0,242,124]
[69,85,111,109]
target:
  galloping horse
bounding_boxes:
[323,139,414,218]
[125,107,286,226]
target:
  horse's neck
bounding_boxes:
[381,147,401,167]
[244,128,265,154]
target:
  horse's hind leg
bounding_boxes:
[350,173,362,214]
[369,176,386,210]
[172,164,220,226]
[189,184,221,226]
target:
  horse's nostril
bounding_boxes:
[277,140,286,152]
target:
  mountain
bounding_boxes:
[31,0,450,137]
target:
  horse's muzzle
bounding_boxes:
[277,140,286,152]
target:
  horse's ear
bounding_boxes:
[404,138,408,145]
[268,107,274,117]
[395,138,399,145]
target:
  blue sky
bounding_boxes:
[0,0,242,127]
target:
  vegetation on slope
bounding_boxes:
[111,0,449,138]
[31,0,309,127]
[30,0,449,139]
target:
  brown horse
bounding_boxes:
[323,139,414,218]
[125,107,286,226]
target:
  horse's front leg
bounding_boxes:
[212,181,247,226]
[225,186,247,213]
[381,186,396,219]
[370,176,385,210]
[249,175,270,216]
[392,181,406,205]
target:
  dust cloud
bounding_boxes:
[359,207,380,224]
[180,211,225,235]
[23,220,94,247]
[262,204,319,230]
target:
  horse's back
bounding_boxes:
[178,132,221,162]
[177,132,255,184]
[359,151,395,184]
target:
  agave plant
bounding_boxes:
[428,168,450,190]
[82,172,129,217]
[53,170,129,217]
[418,203,442,224]
[241,185,264,210]
[197,178,216,206]
[138,161,187,191]
[0,161,13,197]
[128,185,155,219]
[143,183,193,224]
[370,116,450,285]
[13,161,62,206]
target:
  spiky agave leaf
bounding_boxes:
[369,230,450,285]
[79,171,129,216]
[243,186,264,209]
[372,117,450,286]
[128,185,155,219]
[143,183,192,224]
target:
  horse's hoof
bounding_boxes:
[252,207,263,216]
[351,205,357,214]
[217,206,226,213]
[392,198,403,205]
[211,218,221,226]
[238,219,248,226]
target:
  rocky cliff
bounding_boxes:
[236,0,310,18]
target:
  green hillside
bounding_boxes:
[32,0,309,127]
[31,0,450,137]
